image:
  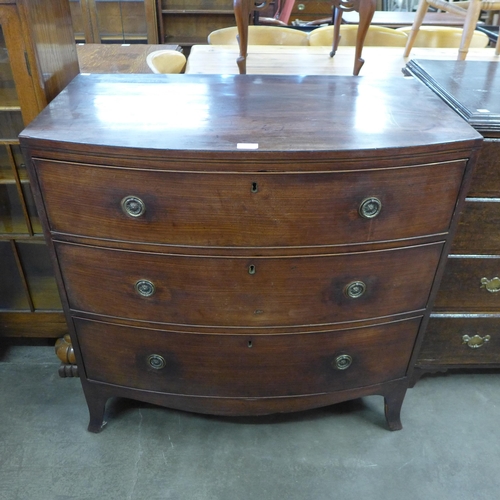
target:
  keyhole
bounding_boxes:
[248,340,253,348]
[248,264,256,275]
[251,182,258,193]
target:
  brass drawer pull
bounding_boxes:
[147,354,166,370]
[135,279,155,297]
[121,195,145,218]
[333,354,352,370]
[359,197,382,219]
[480,277,500,293]
[462,334,491,349]
[344,280,366,299]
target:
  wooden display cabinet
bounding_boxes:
[0,0,79,340]
[69,0,158,44]
[158,0,235,48]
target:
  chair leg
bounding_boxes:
[330,6,343,57]
[353,0,376,75]
[457,0,483,60]
[234,0,251,74]
[496,34,500,56]
[403,0,430,57]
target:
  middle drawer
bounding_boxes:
[56,241,443,327]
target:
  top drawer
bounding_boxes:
[467,140,500,197]
[35,158,467,248]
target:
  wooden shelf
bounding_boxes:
[162,8,234,14]
[0,88,20,110]
[159,0,235,48]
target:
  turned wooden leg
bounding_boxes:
[353,0,376,76]
[55,334,79,378]
[457,0,483,61]
[234,0,251,74]
[403,0,429,58]
[383,382,408,431]
[330,7,343,57]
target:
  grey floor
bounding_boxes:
[1,345,499,500]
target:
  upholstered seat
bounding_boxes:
[398,25,489,48]
[208,25,309,46]
[146,50,186,74]
[308,25,409,47]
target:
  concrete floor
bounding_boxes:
[0,344,499,500]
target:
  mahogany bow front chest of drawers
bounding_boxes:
[19,74,482,432]
[406,60,500,381]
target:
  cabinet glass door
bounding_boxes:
[70,0,158,43]
[0,18,61,314]
[0,26,28,235]
[0,27,24,141]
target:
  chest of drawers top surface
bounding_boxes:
[19,73,481,160]
[406,60,500,135]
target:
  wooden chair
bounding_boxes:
[309,24,409,47]
[146,50,187,74]
[207,25,309,46]
[403,0,500,59]
[398,25,489,48]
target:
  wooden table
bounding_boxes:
[77,43,181,73]
[185,45,499,78]
[342,10,480,28]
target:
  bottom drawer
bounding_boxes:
[75,317,421,398]
[418,316,500,366]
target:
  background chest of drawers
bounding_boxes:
[20,73,482,432]
[406,60,500,382]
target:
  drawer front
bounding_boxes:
[418,316,500,366]
[434,257,500,312]
[76,317,421,397]
[36,159,466,247]
[467,140,500,197]
[450,200,500,254]
[57,241,443,327]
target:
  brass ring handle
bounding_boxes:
[135,279,155,297]
[147,354,166,370]
[462,334,491,349]
[121,195,145,218]
[359,197,382,219]
[344,280,366,299]
[333,354,352,370]
[480,277,500,293]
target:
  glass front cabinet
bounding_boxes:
[0,0,79,339]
